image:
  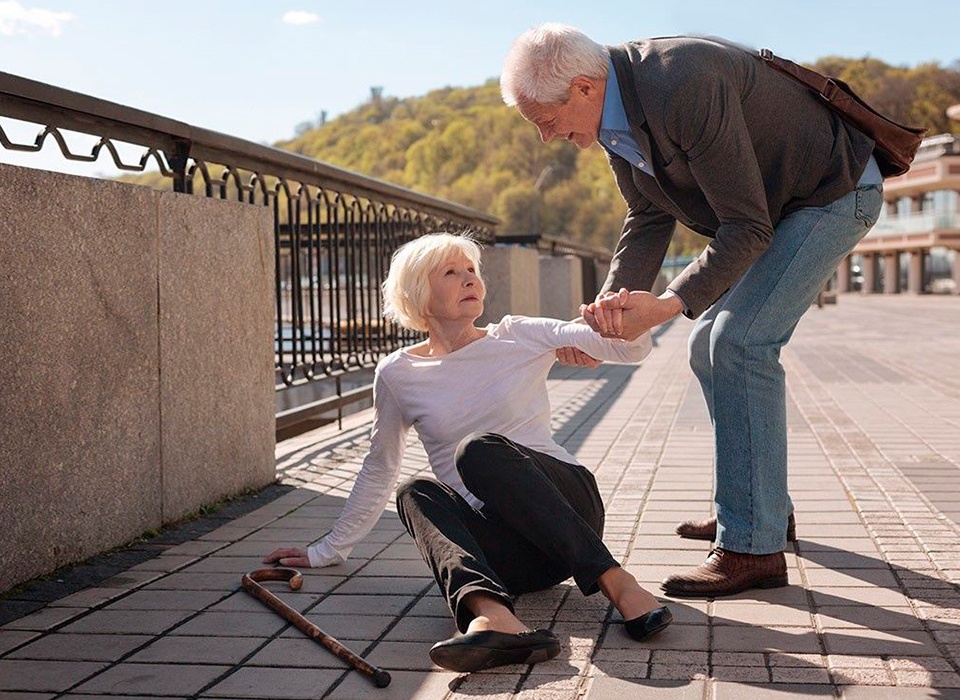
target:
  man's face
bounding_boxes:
[517,76,605,149]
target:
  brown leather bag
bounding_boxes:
[759,48,927,178]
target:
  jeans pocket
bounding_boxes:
[855,185,883,229]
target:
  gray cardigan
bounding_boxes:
[602,37,875,318]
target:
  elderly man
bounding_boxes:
[501,24,883,598]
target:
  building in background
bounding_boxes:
[837,134,960,295]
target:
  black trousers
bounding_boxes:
[395,432,618,632]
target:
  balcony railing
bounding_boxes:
[869,209,960,237]
[0,71,498,435]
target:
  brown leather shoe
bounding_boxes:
[675,513,797,542]
[660,548,788,598]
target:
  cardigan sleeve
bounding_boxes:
[306,368,411,567]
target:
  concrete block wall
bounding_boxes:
[478,245,540,325]
[0,164,275,593]
[539,254,584,321]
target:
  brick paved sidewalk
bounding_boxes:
[2,296,959,700]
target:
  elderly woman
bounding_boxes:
[264,233,671,673]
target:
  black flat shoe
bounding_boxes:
[429,628,561,672]
[624,605,673,641]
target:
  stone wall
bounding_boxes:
[478,245,540,325]
[0,165,276,592]
[539,255,584,321]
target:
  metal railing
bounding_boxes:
[0,71,498,435]
[869,209,960,237]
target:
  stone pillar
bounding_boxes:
[883,252,900,294]
[0,164,276,593]
[836,256,851,293]
[538,255,583,321]
[478,245,541,325]
[908,250,926,294]
[862,253,876,294]
[952,250,960,294]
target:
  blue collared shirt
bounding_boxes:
[599,59,653,177]
[858,154,882,186]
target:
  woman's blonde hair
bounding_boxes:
[382,232,484,332]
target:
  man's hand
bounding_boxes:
[262,546,311,568]
[581,289,629,336]
[556,346,601,368]
[587,290,684,340]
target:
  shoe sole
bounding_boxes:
[429,641,560,673]
[661,574,788,599]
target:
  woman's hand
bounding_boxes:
[556,346,601,368]
[262,546,311,568]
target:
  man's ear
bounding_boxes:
[571,75,601,99]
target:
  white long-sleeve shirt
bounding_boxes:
[307,315,652,567]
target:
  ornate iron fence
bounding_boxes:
[0,71,498,435]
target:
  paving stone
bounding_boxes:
[712,602,814,627]
[210,590,322,614]
[381,615,455,643]
[770,666,833,683]
[326,668,458,700]
[448,672,518,697]
[894,670,960,687]
[72,662,231,695]
[0,659,107,692]
[57,609,193,635]
[169,611,286,638]
[246,636,375,669]
[127,635,264,664]
[7,633,151,661]
[586,678,707,699]
[0,630,39,656]
[714,682,836,698]
[311,594,415,617]
[202,667,342,698]
[711,651,766,666]
[712,626,821,653]
[46,587,126,608]
[833,668,905,690]
[106,589,226,611]
[812,587,913,607]
[588,660,650,678]
[815,605,925,630]
[712,665,770,682]
[2,606,87,631]
[822,629,939,656]
[599,623,708,652]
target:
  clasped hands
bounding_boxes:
[558,289,683,368]
[581,288,683,340]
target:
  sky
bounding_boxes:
[2,0,959,176]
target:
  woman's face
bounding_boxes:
[425,251,485,324]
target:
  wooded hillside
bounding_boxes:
[123,56,960,254]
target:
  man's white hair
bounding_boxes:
[382,232,484,332]
[501,23,609,106]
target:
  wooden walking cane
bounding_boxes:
[241,567,392,688]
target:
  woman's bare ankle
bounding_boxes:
[597,567,661,620]
[463,593,529,635]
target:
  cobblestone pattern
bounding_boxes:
[1,296,959,700]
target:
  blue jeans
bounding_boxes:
[688,185,883,554]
